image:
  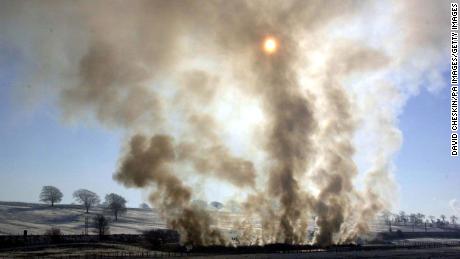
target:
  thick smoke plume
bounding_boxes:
[1,0,450,246]
[115,134,225,245]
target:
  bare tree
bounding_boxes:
[104,193,127,221]
[440,214,446,223]
[399,211,407,225]
[73,189,100,213]
[39,186,63,207]
[382,210,391,224]
[409,213,416,232]
[93,214,110,238]
[381,210,392,232]
[429,215,435,223]
[451,215,458,225]
[416,213,425,225]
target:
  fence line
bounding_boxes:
[1,237,460,258]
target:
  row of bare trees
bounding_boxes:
[382,210,458,229]
[39,186,127,221]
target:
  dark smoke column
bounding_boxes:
[114,134,225,246]
[255,34,316,243]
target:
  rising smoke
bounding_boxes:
[0,0,450,246]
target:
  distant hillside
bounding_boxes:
[0,201,166,235]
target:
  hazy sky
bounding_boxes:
[0,0,458,220]
[0,57,458,217]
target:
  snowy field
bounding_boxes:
[0,201,166,235]
[0,201,456,236]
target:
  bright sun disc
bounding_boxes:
[263,37,277,54]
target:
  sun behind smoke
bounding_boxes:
[263,37,278,54]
